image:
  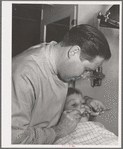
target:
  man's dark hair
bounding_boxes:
[60,24,111,61]
[67,87,82,97]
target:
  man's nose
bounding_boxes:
[81,71,92,79]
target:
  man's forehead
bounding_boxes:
[85,56,104,70]
[92,56,104,65]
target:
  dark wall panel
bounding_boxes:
[12,5,41,57]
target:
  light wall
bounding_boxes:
[76,4,119,136]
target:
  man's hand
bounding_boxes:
[84,96,105,116]
[52,110,81,141]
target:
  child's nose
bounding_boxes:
[79,105,86,114]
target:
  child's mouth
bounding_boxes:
[81,111,89,117]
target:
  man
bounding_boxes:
[12,24,111,144]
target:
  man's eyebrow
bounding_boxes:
[85,68,93,71]
[85,67,94,71]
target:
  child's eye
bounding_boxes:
[71,103,78,107]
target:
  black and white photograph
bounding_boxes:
[1,1,122,148]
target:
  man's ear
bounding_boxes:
[68,46,81,58]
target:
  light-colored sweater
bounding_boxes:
[12,41,68,144]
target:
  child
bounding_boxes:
[64,87,105,122]
[54,88,118,145]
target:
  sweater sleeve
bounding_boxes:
[12,66,56,144]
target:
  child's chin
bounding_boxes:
[80,117,89,122]
[80,113,89,122]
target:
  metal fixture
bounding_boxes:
[89,66,105,87]
[97,5,119,29]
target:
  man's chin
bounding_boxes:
[57,74,70,83]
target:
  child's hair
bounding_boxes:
[67,87,83,97]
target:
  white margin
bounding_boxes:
[1,1,122,148]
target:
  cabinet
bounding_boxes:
[41,4,77,42]
[12,4,77,57]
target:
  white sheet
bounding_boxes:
[54,121,118,145]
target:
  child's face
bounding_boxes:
[64,93,89,121]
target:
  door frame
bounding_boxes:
[41,4,78,42]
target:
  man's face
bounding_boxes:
[58,55,104,83]
[64,93,89,121]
